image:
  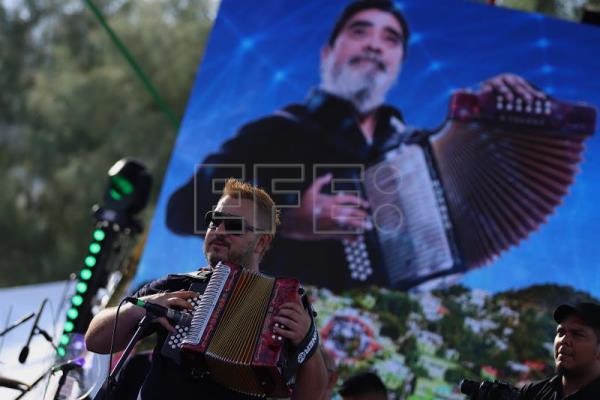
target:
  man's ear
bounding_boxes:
[255,234,273,256]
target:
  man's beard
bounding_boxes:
[556,362,587,378]
[320,52,398,114]
[204,237,256,268]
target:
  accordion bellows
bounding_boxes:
[363,91,596,288]
[180,262,299,397]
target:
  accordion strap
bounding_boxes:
[294,317,319,365]
[290,290,319,367]
[178,268,213,282]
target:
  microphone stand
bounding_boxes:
[13,361,83,400]
[14,372,46,400]
[0,312,35,338]
[94,314,154,400]
[19,298,50,364]
[51,361,84,400]
[34,326,58,351]
[10,313,58,398]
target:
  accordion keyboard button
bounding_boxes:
[343,236,372,281]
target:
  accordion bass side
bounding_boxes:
[362,91,596,289]
[179,261,299,397]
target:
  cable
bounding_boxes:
[41,366,52,400]
[107,298,129,385]
[0,304,13,359]
[46,299,57,344]
[38,299,57,400]
[54,274,77,326]
[82,0,180,130]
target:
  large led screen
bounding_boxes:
[136,0,600,397]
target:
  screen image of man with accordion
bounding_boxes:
[165,0,595,292]
[85,179,328,399]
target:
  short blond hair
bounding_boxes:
[222,178,281,235]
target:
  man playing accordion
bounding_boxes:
[85,179,328,399]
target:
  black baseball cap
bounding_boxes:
[554,302,600,329]
[328,0,411,52]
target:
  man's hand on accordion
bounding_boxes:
[139,290,197,333]
[480,73,547,102]
[85,290,198,354]
[272,300,312,347]
[275,298,328,400]
[280,173,371,241]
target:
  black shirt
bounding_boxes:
[133,273,264,400]
[519,375,600,399]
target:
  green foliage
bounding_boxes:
[398,334,420,367]
[444,367,470,386]
[510,308,555,361]
[496,284,600,313]
[379,311,405,340]
[373,288,416,317]
[317,283,594,398]
[0,0,215,287]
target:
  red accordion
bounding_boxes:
[179,262,300,397]
[357,91,597,288]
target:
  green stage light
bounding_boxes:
[64,321,74,333]
[80,269,92,280]
[89,243,101,254]
[105,159,151,214]
[84,256,97,267]
[72,295,83,307]
[112,175,134,195]
[93,229,106,241]
[60,334,70,346]
[67,308,79,320]
[57,347,66,357]
[110,189,123,200]
[76,282,88,294]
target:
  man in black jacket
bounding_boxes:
[519,302,600,399]
[86,179,328,399]
[166,0,545,291]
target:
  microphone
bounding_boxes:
[19,298,48,364]
[125,297,192,325]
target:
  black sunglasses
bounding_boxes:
[204,211,256,235]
